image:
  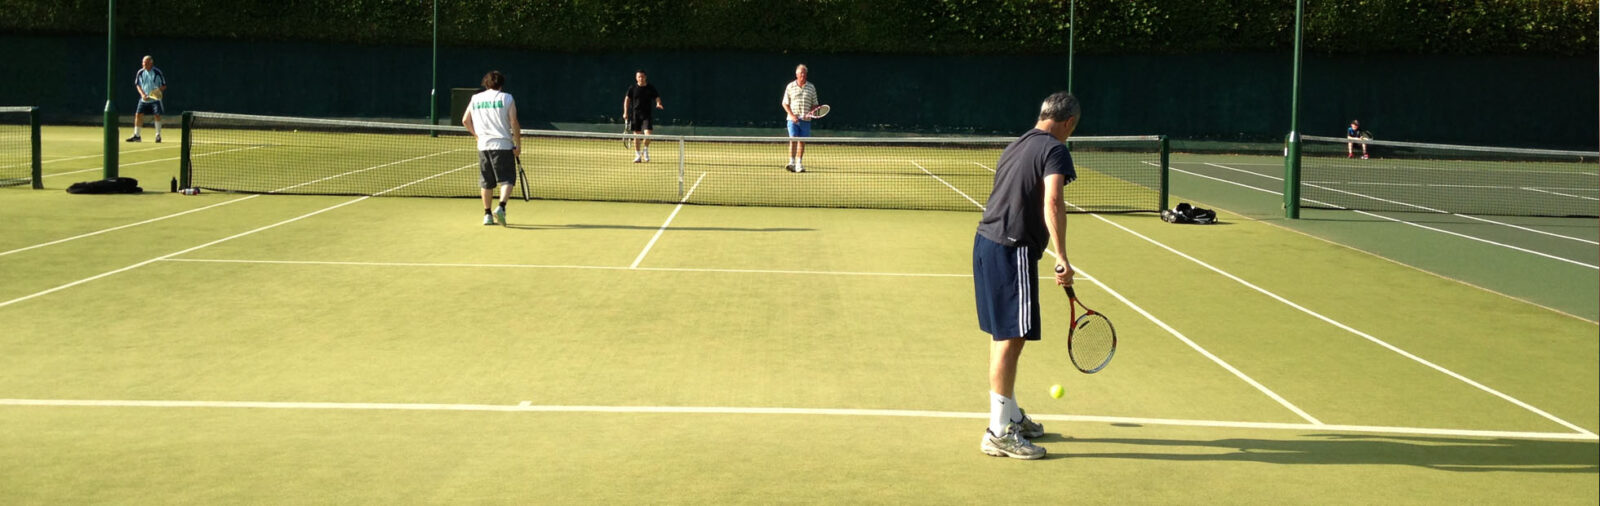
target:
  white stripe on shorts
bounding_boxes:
[1016,245,1030,336]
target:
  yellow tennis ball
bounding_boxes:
[1049,384,1064,399]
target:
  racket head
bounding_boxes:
[516,156,531,202]
[809,104,830,119]
[1067,312,1117,373]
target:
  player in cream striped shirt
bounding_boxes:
[781,64,819,172]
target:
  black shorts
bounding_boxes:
[627,114,653,132]
[478,150,517,189]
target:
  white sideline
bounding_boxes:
[966,162,1319,424]
[1098,167,1597,437]
[1204,162,1599,246]
[0,196,259,258]
[42,145,268,179]
[0,153,471,309]
[1172,163,1597,269]
[0,398,1591,442]
[630,172,707,269]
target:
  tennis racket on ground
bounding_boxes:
[516,156,530,202]
[1056,265,1117,374]
[806,104,830,120]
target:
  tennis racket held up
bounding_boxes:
[806,104,830,120]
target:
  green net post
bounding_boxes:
[428,0,439,137]
[1158,135,1169,211]
[1284,132,1301,218]
[179,111,192,189]
[29,107,42,189]
[1284,0,1304,219]
[102,0,119,180]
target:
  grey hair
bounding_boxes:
[1038,91,1079,122]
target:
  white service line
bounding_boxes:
[0,197,368,310]
[0,196,260,258]
[630,172,707,269]
[948,161,1319,424]
[1176,163,1598,269]
[911,161,984,208]
[43,145,267,179]
[1523,186,1600,201]
[1082,204,1598,438]
[2,398,1589,442]
[161,258,972,278]
[1203,162,1599,246]
[0,156,467,309]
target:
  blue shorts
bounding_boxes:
[135,100,164,116]
[973,233,1042,341]
[786,119,811,138]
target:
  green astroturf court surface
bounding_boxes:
[2,127,1596,504]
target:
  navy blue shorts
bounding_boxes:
[973,233,1042,341]
[135,100,164,116]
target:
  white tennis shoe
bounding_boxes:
[981,423,1045,460]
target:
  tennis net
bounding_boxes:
[1298,135,1599,218]
[0,106,41,188]
[182,112,1168,213]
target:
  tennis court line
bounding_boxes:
[0,197,368,310]
[1183,163,1598,268]
[964,162,1320,424]
[0,146,173,171]
[0,158,463,309]
[266,149,471,194]
[911,161,984,208]
[42,145,268,179]
[631,172,707,269]
[1,398,1590,442]
[1205,162,1598,246]
[1082,197,1599,438]
[1523,187,1600,201]
[0,195,261,258]
[160,258,973,278]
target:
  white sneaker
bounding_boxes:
[642,150,650,162]
[633,152,642,163]
[981,423,1045,460]
[483,213,495,226]
[1017,410,1045,439]
[794,164,805,173]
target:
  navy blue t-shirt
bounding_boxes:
[976,129,1076,249]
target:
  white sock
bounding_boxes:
[134,124,141,136]
[155,120,161,135]
[989,392,1021,435]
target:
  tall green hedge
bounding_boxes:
[2,0,1594,55]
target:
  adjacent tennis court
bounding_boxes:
[1,128,1596,504]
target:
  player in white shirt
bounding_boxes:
[461,71,522,226]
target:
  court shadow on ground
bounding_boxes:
[503,223,814,233]
[1030,433,1598,473]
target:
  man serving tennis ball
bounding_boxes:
[972,91,1079,460]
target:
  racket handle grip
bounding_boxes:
[1054,264,1066,274]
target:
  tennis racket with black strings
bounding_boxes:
[516,155,531,202]
[1055,265,1117,373]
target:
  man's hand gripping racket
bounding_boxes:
[1055,265,1117,373]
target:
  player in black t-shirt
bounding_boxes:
[972,91,1080,460]
[623,70,665,163]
